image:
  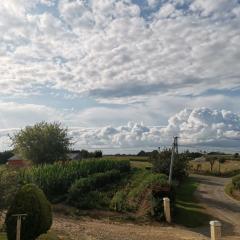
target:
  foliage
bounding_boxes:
[151,149,188,181]
[11,122,71,165]
[206,156,217,172]
[94,150,103,158]
[0,151,14,165]
[232,174,240,190]
[68,170,122,203]
[19,159,130,199]
[0,168,19,212]
[110,170,171,218]
[5,184,52,240]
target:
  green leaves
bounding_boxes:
[11,122,72,165]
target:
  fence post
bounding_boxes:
[163,197,171,223]
[210,220,222,240]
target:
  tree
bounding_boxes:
[5,184,52,240]
[152,149,188,181]
[94,150,102,158]
[11,122,72,165]
[0,150,14,165]
[218,157,226,174]
[206,156,217,172]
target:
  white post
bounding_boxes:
[163,197,171,223]
[210,220,222,240]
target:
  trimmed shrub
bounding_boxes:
[232,174,240,190]
[5,184,52,240]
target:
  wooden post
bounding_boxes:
[163,197,171,223]
[210,220,221,240]
[12,214,27,240]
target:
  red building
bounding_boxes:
[7,155,27,168]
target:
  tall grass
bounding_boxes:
[19,159,130,198]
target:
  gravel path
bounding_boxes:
[53,215,208,240]
[192,174,240,239]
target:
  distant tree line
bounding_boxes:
[0,150,14,165]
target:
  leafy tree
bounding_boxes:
[94,150,102,158]
[11,122,72,165]
[152,149,188,181]
[206,156,217,172]
[0,150,14,165]
[218,157,226,174]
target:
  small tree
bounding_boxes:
[206,156,217,172]
[11,122,72,165]
[5,184,52,240]
[152,149,188,181]
[94,150,102,158]
[218,157,226,174]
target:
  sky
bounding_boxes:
[0,0,240,153]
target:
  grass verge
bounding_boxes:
[174,177,210,228]
[225,182,240,201]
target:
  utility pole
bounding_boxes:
[12,214,27,240]
[168,136,178,185]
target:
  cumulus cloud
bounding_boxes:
[0,0,240,101]
[2,107,239,152]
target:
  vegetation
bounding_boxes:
[5,184,52,240]
[190,159,240,176]
[19,159,130,199]
[110,170,172,220]
[151,149,188,181]
[11,122,72,165]
[174,177,210,227]
[0,167,19,215]
[232,174,240,190]
[68,169,123,208]
[0,151,13,165]
[36,232,59,240]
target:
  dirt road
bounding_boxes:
[53,215,208,240]
[192,174,240,239]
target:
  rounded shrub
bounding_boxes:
[5,184,52,240]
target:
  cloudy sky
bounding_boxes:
[0,0,240,153]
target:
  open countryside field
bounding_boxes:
[190,159,240,176]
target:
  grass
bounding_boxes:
[175,177,210,228]
[225,182,240,202]
[0,233,6,240]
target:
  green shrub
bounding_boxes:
[68,169,122,206]
[5,184,52,240]
[232,174,240,190]
[19,159,130,199]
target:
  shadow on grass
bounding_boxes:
[174,177,211,228]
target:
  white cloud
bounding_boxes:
[0,0,239,101]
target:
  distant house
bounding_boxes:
[67,150,82,161]
[7,155,27,167]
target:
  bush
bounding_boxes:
[68,169,122,206]
[232,174,240,190]
[5,184,52,240]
